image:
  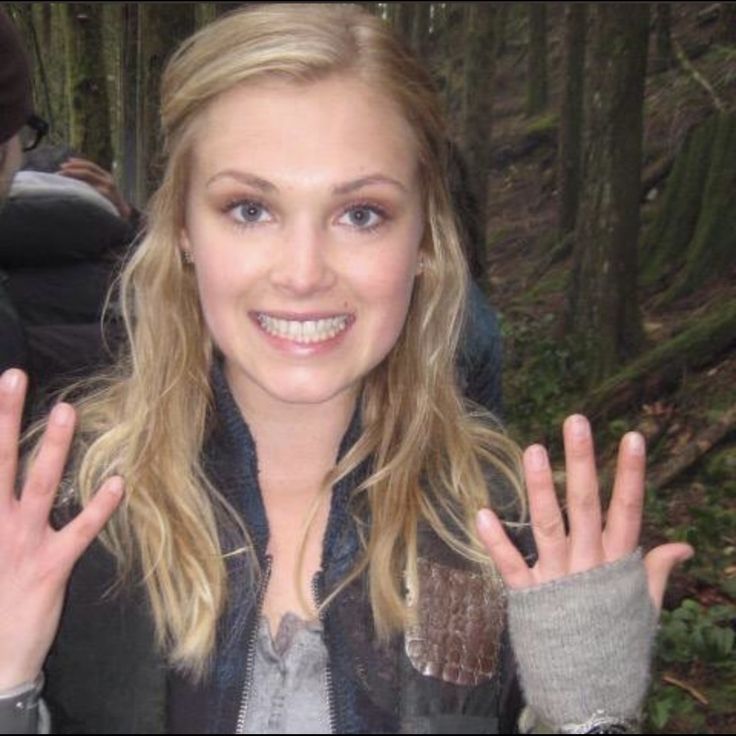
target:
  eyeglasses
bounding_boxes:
[20,114,49,152]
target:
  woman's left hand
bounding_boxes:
[476,414,693,611]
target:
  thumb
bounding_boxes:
[644,543,694,611]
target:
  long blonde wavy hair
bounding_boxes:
[61,3,526,677]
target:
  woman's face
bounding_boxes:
[181,75,425,409]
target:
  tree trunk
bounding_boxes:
[717,2,736,45]
[566,4,649,384]
[120,3,139,207]
[665,112,736,300]
[558,3,587,237]
[442,1,467,128]
[30,4,55,127]
[137,4,196,202]
[653,3,673,71]
[390,2,415,42]
[195,4,218,28]
[649,403,736,491]
[583,298,736,422]
[411,2,431,61]
[63,3,113,169]
[495,3,509,57]
[460,2,496,275]
[640,115,717,290]
[526,3,548,116]
[102,4,123,176]
[49,4,69,145]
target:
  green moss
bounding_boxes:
[665,112,736,301]
[584,298,736,421]
[524,110,559,137]
[640,114,717,288]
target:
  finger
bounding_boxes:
[563,415,604,572]
[476,508,534,589]
[644,543,694,611]
[0,369,27,504]
[603,432,646,559]
[20,403,76,532]
[55,476,124,564]
[65,157,105,175]
[58,167,106,187]
[523,445,568,580]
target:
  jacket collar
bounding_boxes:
[206,358,367,577]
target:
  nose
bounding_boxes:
[269,219,336,296]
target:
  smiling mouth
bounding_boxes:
[254,313,351,344]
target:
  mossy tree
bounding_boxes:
[526,3,548,116]
[120,3,140,205]
[716,2,736,45]
[440,1,468,126]
[62,3,113,170]
[566,4,650,384]
[387,2,414,41]
[557,3,587,238]
[460,2,497,268]
[409,2,431,61]
[195,4,218,28]
[639,115,717,291]
[136,3,196,202]
[652,3,673,72]
[640,112,736,303]
[495,4,509,58]
[664,112,736,301]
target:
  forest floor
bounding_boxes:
[481,5,736,733]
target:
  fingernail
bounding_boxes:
[569,414,589,439]
[526,445,547,470]
[1,369,21,392]
[52,403,73,427]
[476,508,494,532]
[106,477,125,496]
[627,432,645,456]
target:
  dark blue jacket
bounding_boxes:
[45,366,525,733]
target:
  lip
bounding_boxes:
[248,310,355,355]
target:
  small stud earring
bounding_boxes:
[417,255,426,273]
[182,250,194,265]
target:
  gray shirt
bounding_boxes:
[239,613,332,734]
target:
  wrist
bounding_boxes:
[507,549,657,729]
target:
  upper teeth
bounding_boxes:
[257,314,349,343]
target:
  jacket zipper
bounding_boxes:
[312,570,337,735]
[235,553,273,734]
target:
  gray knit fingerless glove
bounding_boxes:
[507,549,657,732]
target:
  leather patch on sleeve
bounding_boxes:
[404,558,506,687]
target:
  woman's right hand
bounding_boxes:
[0,369,124,690]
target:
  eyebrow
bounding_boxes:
[206,170,407,195]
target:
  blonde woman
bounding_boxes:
[0,4,692,734]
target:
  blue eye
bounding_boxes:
[339,205,387,231]
[229,200,270,226]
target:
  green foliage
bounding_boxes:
[667,454,736,597]
[647,679,704,732]
[503,313,587,443]
[645,444,736,732]
[647,599,736,732]
[658,600,736,665]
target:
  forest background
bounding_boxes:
[4,2,736,732]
